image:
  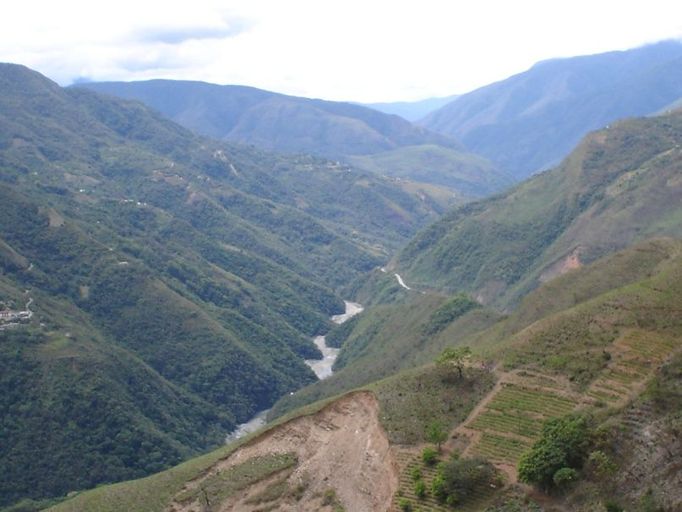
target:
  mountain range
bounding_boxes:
[421,40,682,179]
[0,63,455,508]
[361,94,460,122]
[77,80,509,198]
[1,40,682,512]
[399,109,682,308]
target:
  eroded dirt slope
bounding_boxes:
[168,391,397,512]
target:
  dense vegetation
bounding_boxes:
[399,109,682,308]
[517,414,591,490]
[347,144,510,196]
[0,63,455,508]
[4,48,682,511]
[422,40,682,178]
[77,80,505,198]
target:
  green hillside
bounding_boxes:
[45,239,682,512]
[398,109,682,308]
[348,144,511,197]
[0,63,452,508]
[77,79,461,157]
[77,80,505,198]
[422,40,682,178]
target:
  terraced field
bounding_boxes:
[587,330,679,405]
[465,383,575,466]
[390,451,497,512]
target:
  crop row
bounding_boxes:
[470,410,542,438]
[485,386,574,417]
[621,334,676,359]
[473,432,532,462]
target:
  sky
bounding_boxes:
[2,0,681,102]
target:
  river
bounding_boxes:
[225,300,363,443]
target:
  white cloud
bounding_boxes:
[1,0,681,101]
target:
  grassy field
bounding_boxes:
[370,365,496,445]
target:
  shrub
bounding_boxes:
[431,472,447,502]
[410,465,422,481]
[552,467,578,488]
[518,414,591,490]
[422,447,438,465]
[398,497,412,511]
[414,479,426,498]
[437,456,496,504]
[586,450,617,479]
[604,500,624,512]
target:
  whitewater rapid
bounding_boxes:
[225,300,363,443]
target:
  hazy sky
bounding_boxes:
[2,0,681,102]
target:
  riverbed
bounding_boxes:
[225,300,363,443]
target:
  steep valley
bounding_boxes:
[0,63,450,509]
[2,54,682,512]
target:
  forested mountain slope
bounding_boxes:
[78,80,509,197]
[0,63,448,508]
[48,239,682,512]
[399,109,682,309]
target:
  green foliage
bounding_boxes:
[78,79,465,167]
[0,63,451,506]
[436,346,472,379]
[604,501,624,512]
[398,111,682,309]
[518,414,591,490]
[552,467,578,488]
[422,447,438,466]
[586,450,617,479]
[413,479,426,499]
[348,143,509,197]
[425,420,448,450]
[422,294,480,336]
[434,456,497,505]
[398,497,412,512]
[430,472,446,502]
[324,315,359,349]
[410,466,422,482]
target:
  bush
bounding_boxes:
[414,479,426,498]
[604,500,624,512]
[437,456,496,504]
[518,414,591,490]
[431,472,447,502]
[398,497,412,511]
[552,467,578,488]
[410,465,422,481]
[422,447,438,465]
[586,450,617,479]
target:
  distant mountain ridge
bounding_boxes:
[362,94,460,121]
[77,80,461,157]
[421,40,682,179]
[76,80,507,198]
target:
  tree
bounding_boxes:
[436,346,472,379]
[518,414,591,490]
[422,446,438,465]
[434,456,497,504]
[425,420,448,451]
